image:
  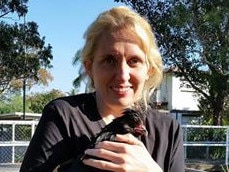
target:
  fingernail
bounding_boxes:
[82,159,88,164]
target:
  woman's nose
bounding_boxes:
[115,61,130,81]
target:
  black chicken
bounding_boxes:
[80,108,147,161]
[55,108,147,172]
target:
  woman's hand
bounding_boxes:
[82,134,163,172]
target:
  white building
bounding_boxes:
[152,70,201,125]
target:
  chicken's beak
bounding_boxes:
[134,125,148,136]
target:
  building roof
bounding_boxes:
[0,112,41,120]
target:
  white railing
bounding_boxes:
[182,125,229,165]
[0,120,229,165]
[0,120,38,164]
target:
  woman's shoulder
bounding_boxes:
[39,92,101,129]
[146,107,181,130]
[45,92,95,108]
[41,92,97,119]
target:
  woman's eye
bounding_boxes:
[103,55,117,65]
[128,57,142,66]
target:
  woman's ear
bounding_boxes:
[84,60,93,78]
[146,67,153,80]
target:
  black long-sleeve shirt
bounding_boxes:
[20,92,185,172]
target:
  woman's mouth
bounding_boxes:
[111,86,133,95]
[112,86,131,92]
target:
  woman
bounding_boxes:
[20,6,185,172]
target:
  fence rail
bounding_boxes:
[182,125,229,165]
[0,120,229,165]
[0,120,38,164]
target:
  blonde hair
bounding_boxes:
[82,6,163,107]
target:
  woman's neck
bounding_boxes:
[98,105,123,124]
[94,94,123,124]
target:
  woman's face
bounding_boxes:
[84,30,150,112]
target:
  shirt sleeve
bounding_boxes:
[19,102,74,172]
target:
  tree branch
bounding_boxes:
[0,10,12,18]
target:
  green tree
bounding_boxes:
[72,49,84,89]
[115,0,229,125]
[223,96,229,125]
[66,88,79,96]
[28,89,66,113]
[72,49,91,92]
[0,0,53,94]
[0,0,28,18]
[0,92,31,114]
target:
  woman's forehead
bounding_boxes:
[98,29,143,48]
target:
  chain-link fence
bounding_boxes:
[183,125,229,165]
[1,120,229,166]
[0,120,38,164]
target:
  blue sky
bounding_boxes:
[26,0,125,94]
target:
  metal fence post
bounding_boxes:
[12,123,15,164]
[184,126,187,160]
[31,121,36,137]
[226,127,229,166]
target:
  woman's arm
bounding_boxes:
[20,103,71,172]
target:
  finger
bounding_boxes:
[95,140,126,153]
[115,134,143,145]
[83,157,121,171]
[84,148,122,162]
[93,137,143,156]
